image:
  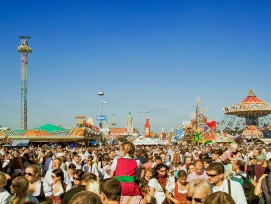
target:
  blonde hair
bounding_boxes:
[187,178,212,199]
[120,142,135,157]
[0,173,7,188]
[86,180,100,194]
[69,191,102,204]
[230,143,238,150]
[204,191,235,204]
[12,176,29,192]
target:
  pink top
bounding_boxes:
[187,171,209,183]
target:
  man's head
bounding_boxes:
[154,156,162,165]
[99,178,121,203]
[207,162,224,186]
[232,160,245,173]
[187,163,195,175]
[195,160,204,175]
[253,149,261,157]
[73,155,81,164]
[185,156,192,165]
[159,153,166,162]
[211,149,220,161]
[203,158,212,170]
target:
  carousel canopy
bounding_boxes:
[224,89,271,117]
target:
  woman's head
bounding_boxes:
[73,169,84,186]
[187,178,212,204]
[144,168,153,181]
[177,170,187,185]
[68,163,76,174]
[10,176,29,194]
[154,163,169,178]
[25,164,40,183]
[51,169,64,183]
[203,192,235,204]
[119,142,135,157]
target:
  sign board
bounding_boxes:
[96,115,106,121]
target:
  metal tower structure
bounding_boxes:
[17,36,32,130]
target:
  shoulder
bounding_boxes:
[148,178,158,186]
[0,188,11,197]
[230,179,243,188]
[187,172,196,178]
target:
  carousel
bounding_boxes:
[223,89,271,139]
[183,97,218,144]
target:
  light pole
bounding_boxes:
[98,92,105,147]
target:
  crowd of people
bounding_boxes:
[0,140,270,204]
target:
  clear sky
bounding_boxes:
[1,0,271,133]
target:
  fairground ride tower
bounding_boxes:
[17,36,32,130]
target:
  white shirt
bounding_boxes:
[0,188,11,204]
[43,169,72,197]
[31,180,42,197]
[148,178,166,204]
[212,179,247,204]
[266,152,271,160]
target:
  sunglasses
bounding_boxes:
[186,196,203,203]
[74,177,81,181]
[25,172,34,176]
[207,173,219,177]
[11,184,21,189]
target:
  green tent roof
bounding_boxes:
[34,124,68,132]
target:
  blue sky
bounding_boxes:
[0,0,271,133]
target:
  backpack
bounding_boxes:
[238,174,260,204]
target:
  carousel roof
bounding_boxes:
[224,89,271,117]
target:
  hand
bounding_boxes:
[259,174,268,183]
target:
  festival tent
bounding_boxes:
[133,138,167,145]
[34,124,68,132]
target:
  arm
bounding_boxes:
[109,158,117,177]
[254,174,267,196]
[43,171,53,197]
[141,165,146,179]
[110,170,115,177]
[64,170,72,192]
[149,187,155,197]
[166,191,180,204]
